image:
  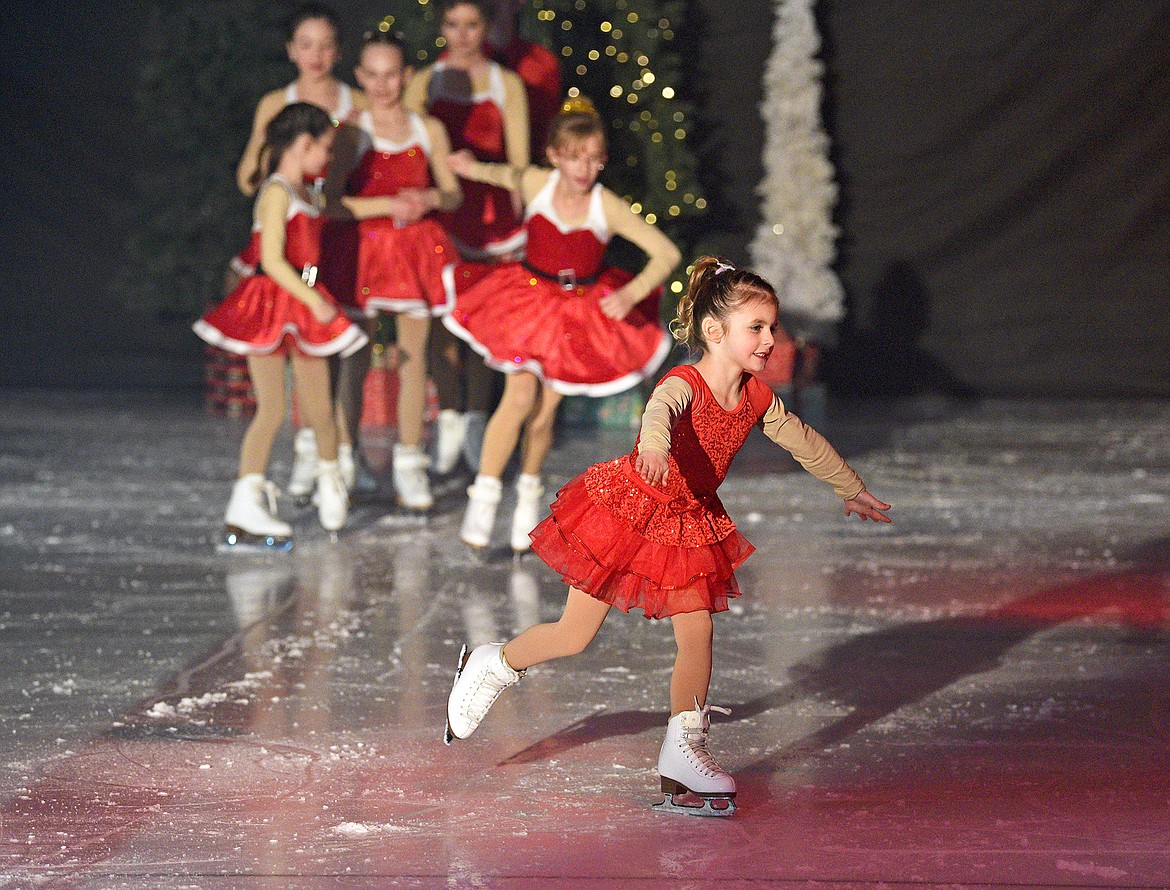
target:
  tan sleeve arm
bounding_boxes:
[237,91,285,196]
[256,184,330,313]
[500,69,531,167]
[458,160,547,202]
[600,189,682,302]
[760,396,866,500]
[424,116,463,211]
[402,67,431,115]
[636,375,694,456]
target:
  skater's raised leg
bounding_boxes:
[445,588,609,743]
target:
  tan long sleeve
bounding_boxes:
[636,375,693,456]
[759,396,865,500]
[256,184,329,314]
[636,375,866,501]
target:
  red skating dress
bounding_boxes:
[230,82,358,280]
[530,365,777,619]
[426,60,525,258]
[441,170,671,396]
[194,175,368,358]
[347,111,457,318]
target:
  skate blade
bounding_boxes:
[216,529,293,554]
[443,644,470,746]
[652,791,736,817]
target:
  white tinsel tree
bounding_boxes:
[749,0,843,346]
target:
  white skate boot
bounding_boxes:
[287,428,318,504]
[460,475,502,548]
[219,474,293,552]
[510,473,544,553]
[433,409,466,474]
[393,443,434,510]
[444,642,524,744]
[652,697,736,817]
[315,459,349,534]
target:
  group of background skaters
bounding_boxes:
[194,0,892,817]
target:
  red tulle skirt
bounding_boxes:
[355,217,457,317]
[442,263,670,397]
[529,465,755,620]
[193,276,367,358]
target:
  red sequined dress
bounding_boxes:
[426,60,525,258]
[194,175,368,358]
[441,170,670,396]
[529,364,777,619]
[347,110,457,317]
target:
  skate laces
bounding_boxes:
[464,657,518,723]
[681,699,731,777]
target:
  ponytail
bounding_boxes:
[253,101,334,189]
[669,256,776,351]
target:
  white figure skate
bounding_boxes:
[444,642,524,744]
[218,474,293,553]
[510,473,544,553]
[460,475,502,548]
[287,428,319,505]
[652,698,737,817]
[392,443,434,510]
[433,409,466,474]
[315,459,349,534]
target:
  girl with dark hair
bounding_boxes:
[195,102,367,549]
[403,0,532,475]
[344,30,463,509]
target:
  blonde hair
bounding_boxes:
[670,256,778,350]
[546,96,606,153]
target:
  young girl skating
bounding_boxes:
[195,103,368,549]
[444,97,680,552]
[231,3,372,502]
[345,31,462,510]
[445,256,892,816]
[403,0,532,474]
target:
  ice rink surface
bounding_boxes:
[1,389,1168,888]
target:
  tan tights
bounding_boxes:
[393,314,430,448]
[477,371,562,479]
[240,353,337,477]
[502,588,714,716]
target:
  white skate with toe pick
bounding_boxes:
[444,642,524,744]
[652,697,737,816]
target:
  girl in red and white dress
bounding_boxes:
[403,0,532,474]
[444,256,893,816]
[230,3,372,503]
[195,103,368,549]
[345,30,462,510]
[443,98,680,553]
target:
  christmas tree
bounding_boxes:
[119,3,292,319]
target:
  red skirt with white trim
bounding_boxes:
[441,262,670,396]
[193,276,368,358]
[354,217,457,318]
